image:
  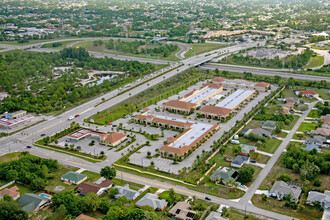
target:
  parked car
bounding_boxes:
[250,160,256,163]
[205,197,211,201]
[75,114,80,117]
[40,134,46,137]
[26,146,32,148]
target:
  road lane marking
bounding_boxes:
[30,150,87,166]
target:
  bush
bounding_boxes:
[278,174,291,182]
[314,179,322,187]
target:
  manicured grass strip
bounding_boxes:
[33,143,104,163]
[185,43,228,58]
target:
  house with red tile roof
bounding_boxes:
[0,186,20,200]
[76,180,112,196]
[294,90,318,97]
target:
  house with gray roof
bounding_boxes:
[205,211,226,220]
[302,143,322,153]
[114,185,140,200]
[61,171,87,185]
[305,136,328,146]
[231,155,249,168]
[239,144,256,156]
[18,193,51,213]
[261,120,276,131]
[270,181,302,202]
[251,128,271,137]
[135,193,168,211]
[210,167,238,185]
[307,190,330,209]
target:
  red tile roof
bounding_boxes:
[199,106,233,116]
[163,100,197,110]
[213,77,225,83]
[298,90,317,95]
[103,132,127,144]
[255,82,270,88]
[204,83,223,89]
[0,186,19,199]
[75,214,96,220]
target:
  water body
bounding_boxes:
[90,74,118,86]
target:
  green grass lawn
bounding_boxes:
[0,152,23,164]
[262,139,282,154]
[112,178,144,191]
[245,120,261,129]
[44,165,80,193]
[312,89,330,100]
[312,45,330,50]
[307,110,321,118]
[297,122,318,132]
[81,170,102,183]
[41,40,81,50]
[304,56,324,68]
[185,43,228,58]
[75,40,180,61]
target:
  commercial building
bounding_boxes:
[66,128,127,147]
[3,110,27,119]
[199,105,233,120]
[213,77,270,92]
[162,83,223,114]
[0,114,33,128]
[134,112,219,157]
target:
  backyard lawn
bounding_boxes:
[297,122,318,132]
[185,43,228,58]
[307,110,321,118]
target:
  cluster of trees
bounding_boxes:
[0,48,157,114]
[0,198,28,220]
[0,153,59,190]
[283,143,330,180]
[316,102,330,116]
[106,39,178,57]
[237,166,255,184]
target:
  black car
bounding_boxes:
[205,197,211,201]
[26,146,32,148]
[250,160,256,163]
[41,134,46,137]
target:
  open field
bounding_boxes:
[0,37,76,46]
[0,152,23,163]
[75,40,181,61]
[304,56,324,68]
[297,122,318,132]
[185,43,227,58]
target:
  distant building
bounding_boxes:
[169,201,196,220]
[210,167,238,184]
[0,186,20,200]
[18,193,51,213]
[135,193,168,211]
[213,77,270,92]
[3,110,27,120]
[231,155,249,168]
[61,171,87,185]
[270,181,302,201]
[294,90,318,98]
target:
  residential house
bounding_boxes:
[294,90,318,98]
[18,193,51,212]
[311,128,330,137]
[239,144,256,156]
[135,193,168,211]
[321,115,330,129]
[75,214,96,220]
[302,143,322,153]
[286,97,298,104]
[205,211,226,220]
[305,136,328,146]
[270,181,302,201]
[169,201,197,220]
[114,185,140,200]
[210,167,238,185]
[250,128,271,137]
[61,171,87,185]
[307,190,330,209]
[0,186,20,200]
[77,180,112,196]
[231,155,249,168]
[261,120,276,131]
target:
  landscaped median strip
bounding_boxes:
[33,143,104,163]
[113,163,196,187]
